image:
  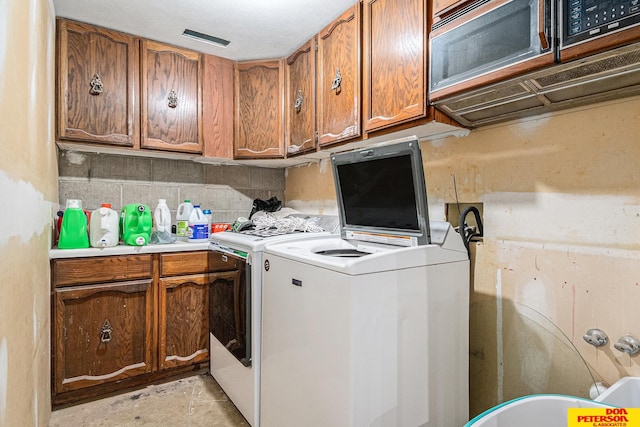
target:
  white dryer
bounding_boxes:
[208,216,337,427]
[260,222,469,427]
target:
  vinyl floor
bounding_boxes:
[49,374,250,427]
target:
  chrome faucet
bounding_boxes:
[583,329,609,347]
[614,335,640,355]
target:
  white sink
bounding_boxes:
[465,395,613,427]
[595,377,640,407]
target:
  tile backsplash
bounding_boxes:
[57,150,285,223]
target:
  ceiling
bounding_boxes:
[53,0,356,61]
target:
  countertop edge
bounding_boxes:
[49,240,212,259]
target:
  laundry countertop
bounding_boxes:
[49,239,212,259]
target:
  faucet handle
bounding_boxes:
[614,335,640,355]
[583,329,609,347]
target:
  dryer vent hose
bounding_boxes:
[459,206,484,257]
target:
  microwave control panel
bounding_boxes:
[564,0,640,43]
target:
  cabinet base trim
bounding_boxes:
[53,364,209,409]
[165,349,208,363]
[62,362,148,385]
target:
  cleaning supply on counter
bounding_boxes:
[176,199,194,241]
[211,223,232,233]
[202,209,212,234]
[120,204,152,246]
[154,199,172,233]
[150,199,175,244]
[54,210,64,245]
[58,199,90,249]
[90,203,119,247]
[187,205,209,242]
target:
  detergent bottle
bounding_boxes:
[90,203,119,247]
[176,199,194,240]
[154,199,172,233]
[187,205,209,242]
[150,199,175,244]
[120,204,152,246]
[202,209,212,235]
[58,199,90,249]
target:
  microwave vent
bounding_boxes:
[432,0,491,30]
[433,42,640,127]
[442,83,532,112]
[456,96,545,122]
[535,49,640,89]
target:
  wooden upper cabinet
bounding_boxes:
[363,0,428,132]
[317,4,362,147]
[285,38,317,156]
[203,54,234,159]
[234,60,285,159]
[141,40,203,153]
[57,19,139,147]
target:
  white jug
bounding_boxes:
[90,204,119,248]
[154,199,172,233]
[187,205,209,242]
[176,199,194,241]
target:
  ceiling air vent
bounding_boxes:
[182,29,230,48]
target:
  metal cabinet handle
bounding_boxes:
[294,89,303,113]
[538,0,549,50]
[89,73,103,95]
[168,89,178,108]
[100,319,113,343]
[331,68,342,92]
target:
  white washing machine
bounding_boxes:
[260,137,470,426]
[260,222,469,427]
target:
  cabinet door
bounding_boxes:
[57,19,139,147]
[285,38,317,156]
[203,54,235,159]
[158,274,210,369]
[234,60,285,159]
[317,4,362,147]
[363,0,427,132]
[53,280,153,394]
[141,40,203,153]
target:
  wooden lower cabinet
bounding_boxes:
[51,250,237,407]
[158,274,210,369]
[53,279,154,394]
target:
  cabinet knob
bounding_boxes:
[294,89,303,113]
[168,89,178,108]
[89,73,103,95]
[100,319,113,343]
[331,68,342,93]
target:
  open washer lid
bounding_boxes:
[331,136,430,247]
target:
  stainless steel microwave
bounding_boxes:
[429,0,640,102]
[429,0,555,101]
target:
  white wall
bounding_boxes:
[0,0,57,425]
[285,96,640,417]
